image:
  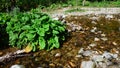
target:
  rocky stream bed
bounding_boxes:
[0,10,120,68]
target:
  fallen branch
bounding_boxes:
[0,49,31,63]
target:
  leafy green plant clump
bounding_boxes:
[6,11,66,51]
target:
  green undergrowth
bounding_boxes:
[0,9,67,51]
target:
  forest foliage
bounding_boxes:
[0,0,120,12]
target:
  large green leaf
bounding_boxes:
[37,28,45,36]
[54,36,59,48]
[21,25,31,30]
[52,30,59,35]
[39,37,46,50]
[26,33,35,41]
[40,16,49,21]
[19,32,26,39]
[42,24,49,31]
[32,43,36,52]
[58,26,65,32]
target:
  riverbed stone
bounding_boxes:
[55,53,61,58]
[102,52,113,60]
[82,50,93,56]
[80,61,96,68]
[78,48,84,54]
[89,43,97,47]
[101,37,108,41]
[94,37,100,41]
[91,55,104,62]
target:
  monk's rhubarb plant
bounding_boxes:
[6,10,66,51]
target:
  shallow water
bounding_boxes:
[0,14,120,68]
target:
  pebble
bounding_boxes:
[90,17,98,21]
[82,50,93,56]
[78,48,84,54]
[89,43,97,47]
[111,48,119,53]
[68,61,76,68]
[91,55,104,62]
[97,62,107,68]
[101,37,108,41]
[67,29,72,32]
[105,60,113,66]
[49,63,55,67]
[76,26,83,31]
[105,15,113,19]
[102,52,113,60]
[91,21,97,24]
[55,53,61,58]
[112,42,117,46]
[37,67,42,68]
[80,61,96,68]
[94,37,100,41]
[90,28,96,33]
[75,55,82,58]
[10,64,25,68]
[112,54,118,58]
[101,33,106,37]
[35,57,40,61]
